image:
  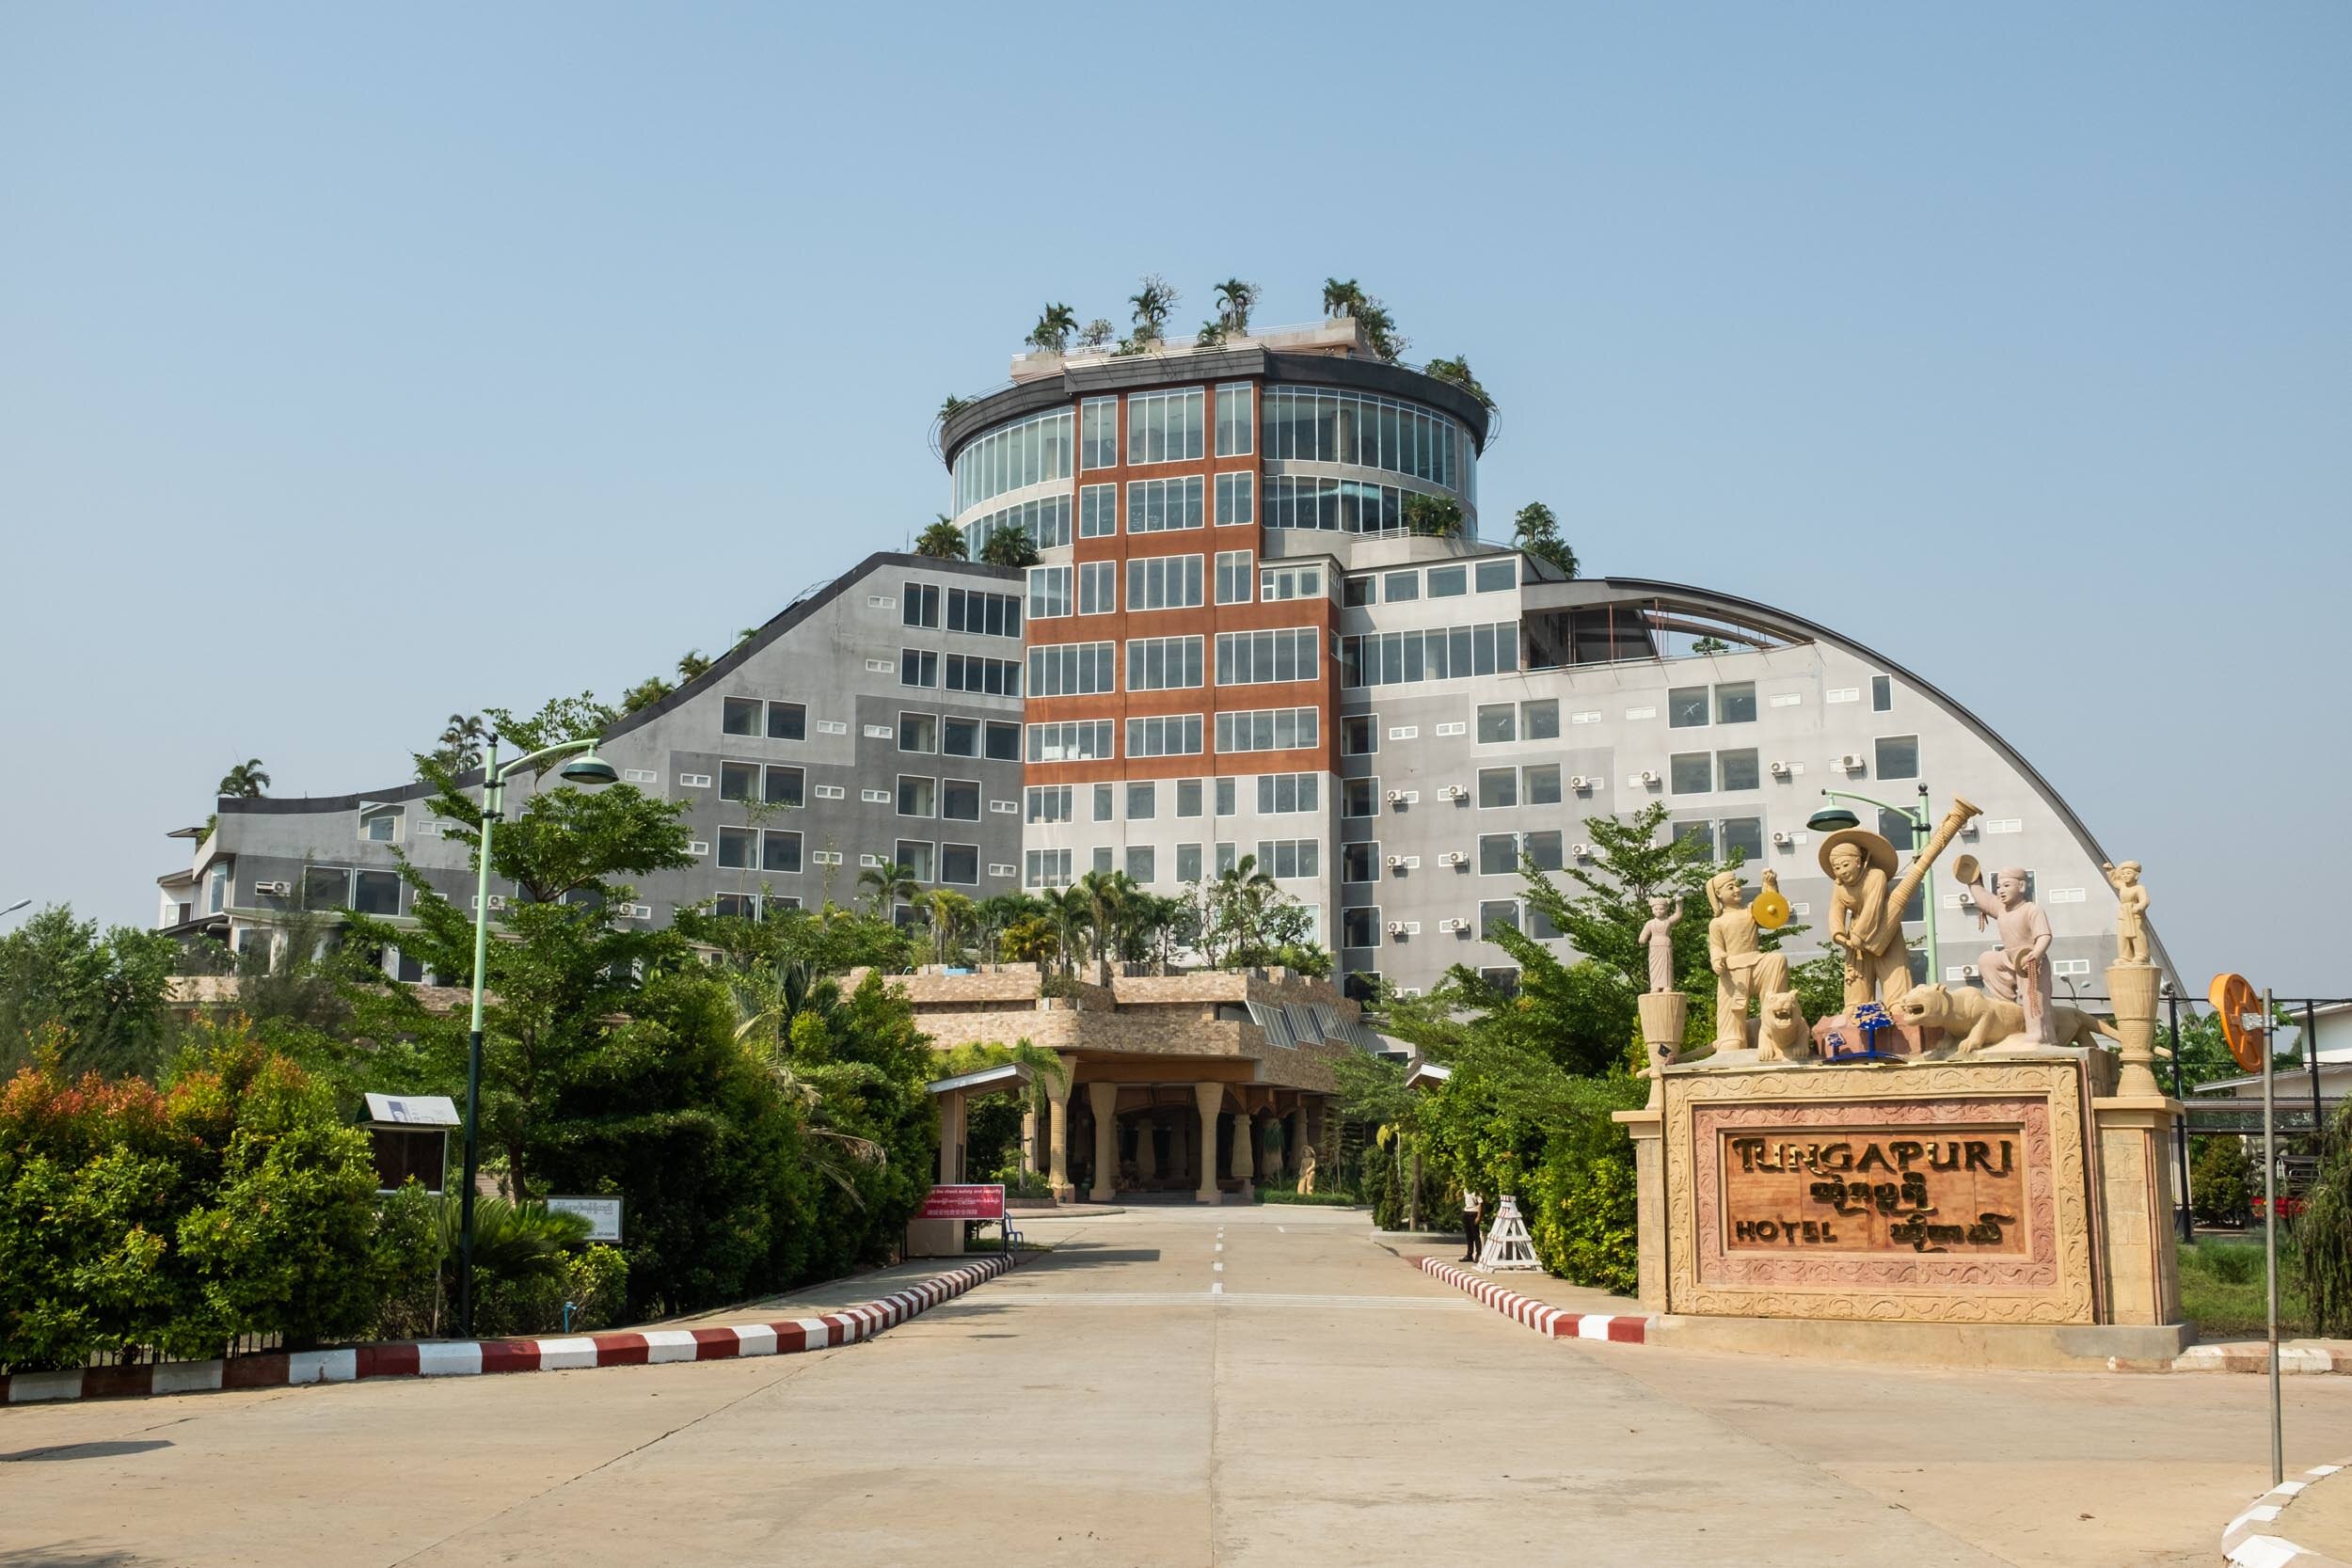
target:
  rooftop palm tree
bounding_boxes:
[217,758,269,799]
[857,860,920,916]
[1214,278,1259,335]
[677,649,713,682]
[1129,275,1177,338]
[1026,302,1079,354]
[914,516,968,560]
[1321,277,1365,318]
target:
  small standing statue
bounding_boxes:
[1963,865,2056,1046]
[1707,870,1790,1049]
[2103,860,2151,966]
[1637,895,1684,994]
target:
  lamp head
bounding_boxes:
[559,748,620,786]
[1806,807,1860,832]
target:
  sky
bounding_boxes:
[2,4,2345,993]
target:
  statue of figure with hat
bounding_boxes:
[1706,868,1788,1049]
[1820,826,1910,1015]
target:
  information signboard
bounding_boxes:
[548,1196,624,1242]
[916,1184,1007,1221]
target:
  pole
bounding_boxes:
[2309,999,2325,1159]
[1914,785,1941,983]
[2169,985,2192,1243]
[459,739,501,1341]
[2264,985,2281,1487]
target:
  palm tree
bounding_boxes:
[1075,869,1136,984]
[1321,277,1364,318]
[1000,914,1059,972]
[1194,318,1228,350]
[1214,278,1259,335]
[1210,854,1277,967]
[1026,302,1078,354]
[1422,354,1495,412]
[437,714,485,772]
[915,516,968,560]
[217,758,270,799]
[1128,275,1177,339]
[857,860,920,916]
[921,888,976,967]
[977,523,1039,568]
[677,649,713,682]
[1042,884,1093,978]
[940,393,970,421]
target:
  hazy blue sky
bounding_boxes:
[3,5,2344,992]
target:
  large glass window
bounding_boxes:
[762,765,803,807]
[1214,707,1316,753]
[768,702,806,740]
[1339,622,1518,689]
[1876,735,1919,780]
[1475,559,1517,592]
[1428,564,1468,598]
[352,870,401,916]
[1079,483,1117,538]
[1524,830,1564,871]
[942,779,980,820]
[1259,387,1468,492]
[1079,398,1118,469]
[1872,674,1894,712]
[1258,563,1322,601]
[1718,749,1761,791]
[1477,768,1518,808]
[1477,703,1515,743]
[899,649,937,688]
[1027,641,1117,697]
[986,721,1021,761]
[1126,388,1204,465]
[1253,839,1320,879]
[1255,773,1319,814]
[718,827,756,869]
[1125,845,1157,883]
[1479,900,1519,940]
[1127,782,1157,820]
[895,840,935,883]
[898,712,937,753]
[721,761,761,801]
[897,775,936,817]
[1127,634,1204,690]
[1216,384,1252,455]
[1668,687,1709,727]
[941,843,978,886]
[763,830,802,873]
[1126,714,1203,757]
[1343,843,1380,884]
[1215,627,1318,686]
[1177,778,1203,817]
[1341,906,1381,949]
[1721,817,1765,864]
[1522,700,1560,740]
[1126,553,1204,610]
[1025,784,1073,823]
[944,653,1017,696]
[723,696,760,736]
[1077,560,1116,615]
[901,582,941,628]
[1524,765,1562,805]
[953,408,1073,515]
[1215,471,1253,526]
[1670,752,1713,794]
[1343,777,1379,817]
[1216,549,1253,605]
[1341,715,1377,755]
[1176,842,1202,882]
[1127,476,1204,533]
[1026,721,1115,763]
[1384,570,1420,603]
[943,717,979,757]
[1027,564,1072,619]
[1479,832,1518,875]
[1026,847,1073,888]
[1715,682,1757,724]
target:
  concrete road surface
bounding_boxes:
[4,1203,2347,1567]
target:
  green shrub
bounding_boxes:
[2300,1105,2352,1336]
[2191,1136,2252,1227]
[1254,1187,1361,1206]
[2193,1236,2264,1286]
[1526,1130,1639,1296]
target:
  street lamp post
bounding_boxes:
[457,733,618,1340]
[1806,781,1947,984]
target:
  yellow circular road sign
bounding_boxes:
[2210,973,2264,1072]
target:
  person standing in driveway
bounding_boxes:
[1461,1186,1484,1263]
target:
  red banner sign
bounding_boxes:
[916,1183,1007,1221]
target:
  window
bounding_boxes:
[1125,845,1157,882]
[1093,784,1115,822]
[1216,549,1253,605]
[1476,559,1517,592]
[964,495,1070,555]
[1718,749,1760,791]
[1216,383,1253,455]
[361,808,400,844]
[1258,563,1324,601]
[902,582,941,628]
[1521,700,1560,740]
[1127,477,1204,533]
[1079,483,1118,538]
[1127,634,1204,690]
[721,761,761,802]
[1028,641,1117,696]
[943,717,978,757]
[1477,768,1518,808]
[1524,765,1562,805]
[1670,752,1712,793]
[1026,848,1073,888]
[1127,553,1204,610]
[1479,832,1518,875]
[1339,621,1519,689]
[898,712,938,753]
[718,827,757,869]
[943,779,980,820]
[1092,847,1114,874]
[1480,900,1519,940]
[898,649,938,688]
[1077,560,1116,614]
[895,841,936,883]
[1343,843,1380,884]
[1214,471,1253,526]
[1341,907,1382,949]
[986,721,1021,761]
[1027,564,1072,619]
[1025,784,1073,823]
[723,696,761,736]
[1080,397,1119,469]
[1524,830,1564,871]
[1026,721,1115,763]
[1477,703,1515,743]
[768,702,806,741]
[304,867,354,910]
[1428,564,1468,598]
[1176,842,1202,882]
[763,830,802,873]
[1258,387,1468,490]
[1215,627,1318,686]
[941,843,978,886]
[1127,714,1204,757]
[1127,782,1156,820]
[1384,570,1420,603]
[1127,388,1204,464]
[1715,682,1757,724]
[1215,706,1316,753]
[1721,817,1765,864]
[897,775,936,817]
[1177,778,1203,817]
[1876,735,1919,781]
[945,587,1021,637]
[205,863,228,915]
[352,871,401,916]
[1872,674,1893,712]
[1341,715,1377,755]
[1669,687,1709,728]
[1216,842,1238,874]
[1343,576,1375,607]
[952,407,1073,514]
[1254,839,1320,879]
[1256,773,1319,814]
[1343,778,1380,818]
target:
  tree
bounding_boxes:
[1041,885,1092,978]
[0,908,179,1077]
[1128,274,1177,338]
[484,692,616,761]
[1321,277,1365,318]
[920,888,976,967]
[1510,501,1580,579]
[1194,318,1228,350]
[1074,870,1132,983]
[1539,800,1716,997]
[1214,278,1259,336]
[857,861,919,916]
[914,516,967,560]
[940,394,969,421]
[1423,354,1496,412]
[1077,318,1114,350]
[433,714,486,774]
[977,523,1040,569]
[1026,303,1078,354]
[676,649,713,682]
[217,759,269,799]
[617,674,675,714]
[1402,493,1464,538]
[1691,636,1729,655]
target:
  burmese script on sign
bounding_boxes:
[1718,1127,2030,1256]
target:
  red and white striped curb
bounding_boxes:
[2223,1459,2352,1568]
[1415,1257,1652,1343]
[1,1252,1020,1405]
[2174,1342,2352,1376]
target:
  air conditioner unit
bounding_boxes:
[1639,769,1660,786]
[1568,775,1596,791]
[1438,916,1470,933]
[1437,784,1467,800]
[1386,920,1409,936]
[483,895,507,911]
[1571,843,1594,861]
[1385,788,1407,803]
[1387,854,1410,869]
[1771,831,1793,847]
[1438,850,1469,866]
[1769,760,1792,778]
[1836,753,1866,771]
[1961,964,1980,980]
[253,879,292,896]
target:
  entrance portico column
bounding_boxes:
[1045,1055,1076,1200]
[1192,1084,1224,1203]
[1284,1110,1304,1180]
[1136,1114,1158,1181]
[1087,1082,1120,1202]
[937,1090,965,1183]
[1232,1108,1254,1182]
[1020,1104,1037,1176]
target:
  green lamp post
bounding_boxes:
[1805,779,1949,986]
[457,733,618,1339]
